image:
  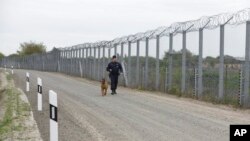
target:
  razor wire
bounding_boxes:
[58,8,250,50]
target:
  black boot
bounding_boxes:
[111,90,115,95]
[114,90,117,94]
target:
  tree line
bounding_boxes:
[0,41,46,59]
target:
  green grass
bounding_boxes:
[0,88,15,135]
[0,73,31,140]
[6,74,11,81]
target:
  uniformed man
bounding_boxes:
[106,55,123,95]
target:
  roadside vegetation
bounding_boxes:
[0,71,33,140]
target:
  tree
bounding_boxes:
[8,53,19,58]
[18,41,46,56]
[205,56,217,68]
[0,52,4,60]
[224,55,241,64]
[161,49,197,67]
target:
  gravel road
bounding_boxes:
[11,69,250,141]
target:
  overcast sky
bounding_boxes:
[0,0,249,57]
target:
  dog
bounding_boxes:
[101,78,108,96]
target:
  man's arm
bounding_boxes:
[106,63,111,72]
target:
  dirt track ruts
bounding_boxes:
[12,69,250,141]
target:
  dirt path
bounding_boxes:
[12,69,250,141]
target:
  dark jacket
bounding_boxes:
[106,61,123,75]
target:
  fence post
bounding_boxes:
[88,47,91,78]
[145,37,149,88]
[65,50,68,74]
[58,50,61,72]
[120,43,125,85]
[83,47,88,78]
[43,55,45,71]
[69,48,73,75]
[181,31,187,93]
[68,49,71,74]
[81,48,85,77]
[93,47,97,80]
[75,49,77,75]
[198,28,203,99]
[120,43,124,62]
[77,49,81,76]
[136,40,140,87]
[65,49,69,74]
[107,47,111,73]
[37,77,42,111]
[64,50,66,73]
[156,35,160,90]
[61,50,64,72]
[142,66,145,87]
[77,48,81,76]
[98,46,101,80]
[128,41,131,87]
[107,47,110,67]
[71,48,76,75]
[102,46,105,77]
[62,51,64,73]
[114,44,117,56]
[108,48,111,60]
[49,90,58,141]
[79,59,82,77]
[244,21,250,107]
[67,50,70,74]
[74,49,77,74]
[71,49,74,75]
[218,25,225,100]
[168,33,173,91]
[78,48,81,58]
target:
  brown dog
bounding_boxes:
[101,78,108,96]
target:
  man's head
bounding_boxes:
[112,55,117,62]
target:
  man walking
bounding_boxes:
[106,55,123,95]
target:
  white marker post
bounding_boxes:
[49,90,58,141]
[37,77,42,111]
[11,66,13,74]
[26,72,30,92]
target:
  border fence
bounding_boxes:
[1,9,250,107]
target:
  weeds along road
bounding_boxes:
[12,69,250,141]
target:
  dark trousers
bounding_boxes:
[109,74,119,91]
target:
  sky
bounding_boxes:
[0,0,249,58]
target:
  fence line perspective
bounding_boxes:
[1,9,250,107]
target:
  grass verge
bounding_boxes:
[0,73,31,140]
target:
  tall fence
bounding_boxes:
[1,9,250,107]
